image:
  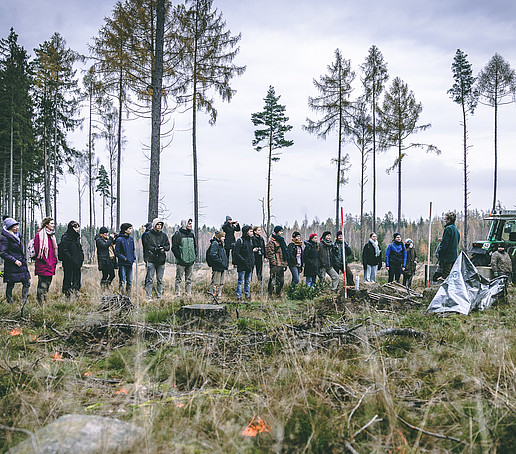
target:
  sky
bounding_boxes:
[2,0,516,230]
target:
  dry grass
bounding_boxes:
[1,263,516,452]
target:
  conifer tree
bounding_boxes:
[96,164,111,227]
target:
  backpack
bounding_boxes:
[179,236,196,264]
[206,242,214,267]
[27,238,36,259]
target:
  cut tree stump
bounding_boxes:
[176,304,229,321]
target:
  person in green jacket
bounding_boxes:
[437,212,460,279]
[172,219,196,297]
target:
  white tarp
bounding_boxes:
[426,252,507,315]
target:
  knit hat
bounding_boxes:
[322,231,331,239]
[99,226,109,234]
[120,223,132,233]
[292,231,301,238]
[309,233,318,240]
[393,232,401,239]
[273,225,283,234]
[336,231,342,237]
[405,238,413,243]
[4,217,18,230]
[225,215,232,222]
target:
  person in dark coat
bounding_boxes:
[233,225,256,301]
[172,219,196,297]
[115,223,136,294]
[303,233,320,288]
[207,230,229,298]
[0,218,30,305]
[142,218,170,300]
[385,233,407,283]
[319,231,340,291]
[222,215,240,262]
[402,238,417,288]
[95,227,116,289]
[33,217,58,302]
[59,220,84,297]
[266,225,289,297]
[252,226,266,280]
[287,231,303,286]
[437,212,460,279]
[362,232,382,282]
[333,231,354,286]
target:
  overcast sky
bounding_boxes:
[3,0,516,230]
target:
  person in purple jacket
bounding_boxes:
[0,218,30,305]
[385,232,407,283]
[33,217,58,302]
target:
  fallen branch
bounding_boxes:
[352,414,382,439]
[397,415,465,444]
[376,328,427,338]
[348,385,374,428]
[344,440,360,454]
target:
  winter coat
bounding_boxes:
[222,221,240,249]
[319,239,334,269]
[142,229,170,265]
[34,230,58,277]
[491,251,513,276]
[287,242,303,268]
[232,226,255,272]
[59,223,84,268]
[403,246,417,276]
[95,235,115,270]
[266,235,288,267]
[385,241,407,267]
[333,240,352,272]
[252,234,266,259]
[438,222,460,264]
[303,240,320,277]
[171,228,196,266]
[362,241,382,269]
[208,237,229,272]
[0,228,30,283]
[115,233,136,266]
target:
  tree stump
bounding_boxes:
[176,304,229,321]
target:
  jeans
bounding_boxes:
[306,275,317,288]
[145,262,165,298]
[62,265,82,297]
[208,270,225,297]
[364,265,378,282]
[6,279,30,304]
[320,266,340,291]
[175,264,193,295]
[268,265,285,296]
[236,270,252,299]
[289,266,301,286]
[37,275,53,302]
[119,265,133,293]
[388,265,402,283]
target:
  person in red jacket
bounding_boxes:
[33,217,58,302]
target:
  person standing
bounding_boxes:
[142,218,170,300]
[402,238,417,288]
[207,230,229,298]
[59,221,84,297]
[233,225,256,301]
[385,233,407,283]
[491,243,512,282]
[303,233,320,288]
[362,233,382,283]
[333,231,354,287]
[95,227,116,289]
[319,231,340,292]
[222,216,240,261]
[0,218,30,305]
[437,212,460,279]
[287,231,303,286]
[266,225,289,298]
[115,223,136,294]
[252,226,266,280]
[172,219,196,297]
[34,217,58,303]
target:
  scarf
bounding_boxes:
[272,233,289,261]
[292,237,303,246]
[38,226,57,260]
[370,238,380,256]
[3,227,20,244]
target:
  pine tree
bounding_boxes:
[251,86,293,235]
[96,164,111,227]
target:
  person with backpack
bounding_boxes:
[252,226,266,281]
[34,217,58,302]
[319,231,340,292]
[172,219,196,297]
[222,215,240,262]
[95,227,116,289]
[142,218,170,300]
[207,230,228,298]
[0,218,30,305]
[233,225,256,301]
[59,220,84,297]
[115,223,136,294]
[287,231,303,286]
[303,233,320,288]
[266,225,289,298]
[385,233,407,283]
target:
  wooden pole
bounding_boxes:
[426,202,432,288]
[341,207,347,298]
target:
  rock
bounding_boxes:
[9,414,144,454]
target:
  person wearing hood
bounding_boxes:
[222,215,240,262]
[385,233,407,283]
[172,219,196,297]
[333,231,354,286]
[287,231,303,286]
[362,233,382,283]
[96,227,116,289]
[142,218,170,300]
[58,220,84,297]
[402,238,417,288]
[437,212,460,279]
[0,218,30,305]
[266,225,289,297]
[33,217,58,302]
[115,223,136,293]
[207,230,229,298]
[491,243,512,282]
[233,225,256,301]
[303,233,320,288]
[318,231,340,292]
[252,226,266,281]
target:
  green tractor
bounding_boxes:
[470,210,516,266]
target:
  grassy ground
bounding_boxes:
[1,264,516,453]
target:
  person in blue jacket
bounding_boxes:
[385,233,407,283]
[115,223,135,294]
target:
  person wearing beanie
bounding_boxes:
[115,223,135,293]
[34,217,58,302]
[362,233,382,283]
[402,238,417,288]
[172,219,196,297]
[303,233,320,287]
[222,215,240,262]
[233,225,256,301]
[0,218,30,305]
[142,218,170,300]
[491,243,512,282]
[58,220,85,297]
[207,230,229,298]
[287,231,303,286]
[96,227,116,289]
[333,231,354,286]
[385,233,407,283]
[318,231,340,292]
[437,212,460,279]
[266,226,289,297]
[252,226,266,281]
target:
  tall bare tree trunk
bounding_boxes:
[397,141,402,232]
[462,104,468,251]
[116,68,123,230]
[372,93,377,232]
[492,98,498,212]
[9,104,13,216]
